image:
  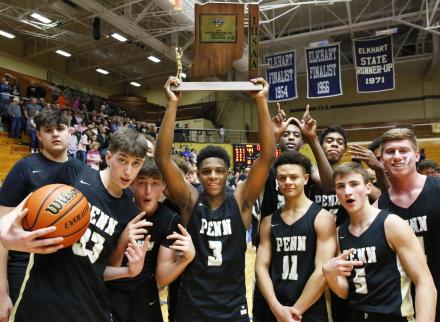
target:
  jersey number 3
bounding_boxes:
[72,228,105,263]
[208,240,223,266]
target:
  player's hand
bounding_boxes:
[274,305,302,322]
[117,212,152,248]
[348,145,383,171]
[126,235,151,277]
[0,197,64,254]
[167,224,196,262]
[164,76,182,104]
[250,78,269,99]
[323,249,363,276]
[299,104,317,143]
[272,102,297,143]
[0,292,12,322]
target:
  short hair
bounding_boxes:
[172,155,189,175]
[89,142,100,150]
[333,162,369,184]
[137,158,162,180]
[368,138,381,152]
[34,109,69,130]
[319,125,347,147]
[380,128,418,152]
[273,150,312,175]
[108,127,149,158]
[417,159,438,172]
[197,145,230,169]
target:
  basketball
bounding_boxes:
[23,184,90,247]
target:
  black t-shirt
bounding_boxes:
[268,203,328,321]
[378,176,440,319]
[106,203,179,290]
[339,210,414,318]
[13,167,139,322]
[0,154,85,273]
[176,192,248,322]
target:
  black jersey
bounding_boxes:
[378,176,440,318]
[11,167,139,322]
[338,210,414,318]
[176,192,248,322]
[0,154,85,298]
[106,203,179,290]
[268,203,328,321]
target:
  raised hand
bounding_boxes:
[272,102,297,143]
[126,234,151,277]
[0,196,64,254]
[118,212,152,248]
[299,104,317,143]
[348,145,383,171]
[323,249,363,277]
[167,224,195,262]
[250,77,269,99]
[163,76,182,104]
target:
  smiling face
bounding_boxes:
[322,132,346,165]
[279,123,303,152]
[335,172,371,214]
[131,176,164,215]
[381,139,419,178]
[105,151,144,192]
[198,157,228,197]
[276,163,309,199]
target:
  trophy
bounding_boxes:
[171,3,262,92]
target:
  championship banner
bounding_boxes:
[265,51,297,102]
[305,43,342,99]
[354,35,395,93]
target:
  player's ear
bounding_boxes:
[303,173,310,185]
[105,150,112,165]
[366,181,372,195]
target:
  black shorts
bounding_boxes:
[107,281,163,322]
[346,309,414,322]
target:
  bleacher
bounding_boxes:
[0,131,29,182]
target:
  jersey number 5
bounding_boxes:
[282,255,298,280]
[353,268,368,294]
[208,240,223,266]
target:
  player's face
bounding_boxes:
[198,157,228,197]
[381,139,419,178]
[279,124,303,152]
[106,151,145,190]
[37,124,70,155]
[131,176,164,215]
[419,167,436,177]
[322,132,346,165]
[276,164,309,198]
[334,172,371,213]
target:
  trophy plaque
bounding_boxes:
[171,3,262,92]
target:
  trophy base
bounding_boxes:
[170,81,263,92]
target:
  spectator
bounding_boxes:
[76,130,90,162]
[67,126,78,158]
[26,80,38,98]
[8,97,21,138]
[417,159,439,177]
[219,124,225,143]
[86,142,102,170]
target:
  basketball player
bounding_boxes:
[155,76,275,322]
[376,128,440,319]
[0,109,85,322]
[255,151,336,322]
[0,127,151,322]
[105,158,195,322]
[324,162,436,321]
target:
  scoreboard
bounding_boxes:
[232,144,281,172]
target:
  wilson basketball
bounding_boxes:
[23,184,90,247]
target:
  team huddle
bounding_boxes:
[0,76,437,322]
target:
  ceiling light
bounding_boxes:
[96,68,109,75]
[375,28,398,36]
[31,12,52,24]
[309,40,329,48]
[147,55,161,63]
[130,81,141,87]
[55,49,71,57]
[0,30,15,39]
[111,33,127,42]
